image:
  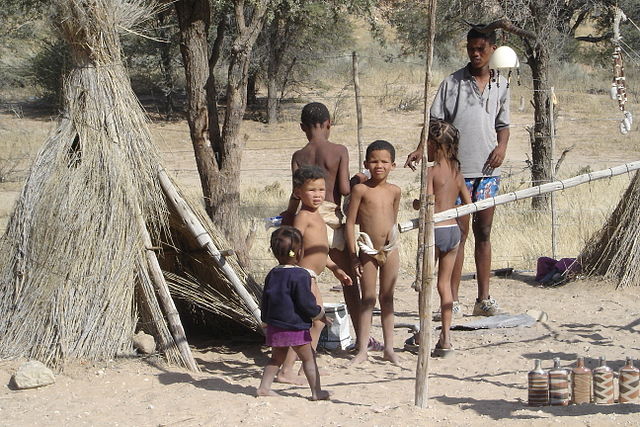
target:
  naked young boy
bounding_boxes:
[346,140,401,365]
[282,102,364,350]
[277,165,352,383]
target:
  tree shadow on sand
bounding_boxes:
[434,395,640,421]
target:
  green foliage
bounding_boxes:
[28,39,71,104]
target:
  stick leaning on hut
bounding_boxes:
[0,0,262,370]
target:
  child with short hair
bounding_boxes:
[276,165,352,383]
[426,119,472,357]
[282,102,363,349]
[346,140,401,365]
[257,226,330,400]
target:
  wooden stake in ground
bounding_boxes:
[135,205,199,372]
[352,51,364,169]
[415,0,438,408]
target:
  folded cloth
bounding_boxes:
[318,200,345,251]
[357,227,399,265]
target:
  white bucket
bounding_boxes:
[318,303,352,350]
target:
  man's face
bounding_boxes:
[466,38,496,70]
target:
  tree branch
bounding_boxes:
[575,32,613,43]
[462,18,537,41]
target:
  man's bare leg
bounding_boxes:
[350,254,377,365]
[277,278,324,384]
[379,249,399,364]
[472,207,494,301]
[257,346,289,396]
[451,215,470,302]
[329,248,361,344]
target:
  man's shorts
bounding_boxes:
[456,176,501,205]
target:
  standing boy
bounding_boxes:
[405,28,510,317]
[282,102,364,349]
[346,140,401,365]
[277,165,352,384]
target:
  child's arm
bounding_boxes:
[346,184,365,277]
[457,173,472,206]
[392,185,401,222]
[337,145,351,197]
[292,274,330,324]
[280,157,301,225]
[326,258,353,286]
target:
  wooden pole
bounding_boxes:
[158,169,262,326]
[549,87,558,259]
[352,51,364,170]
[135,205,199,372]
[415,0,438,408]
[399,160,640,232]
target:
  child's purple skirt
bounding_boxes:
[265,325,311,347]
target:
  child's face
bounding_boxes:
[364,149,395,180]
[294,178,326,209]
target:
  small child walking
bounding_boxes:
[346,140,401,365]
[426,119,472,357]
[257,226,331,400]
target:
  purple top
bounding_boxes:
[261,266,322,331]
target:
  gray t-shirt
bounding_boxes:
[430,64,510,178]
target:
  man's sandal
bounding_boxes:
[431,343,455,358]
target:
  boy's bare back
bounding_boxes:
[292,142,350,206]
[293,209,330,276]
[350,181,401,248]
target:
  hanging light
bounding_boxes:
[489,46,520,88]
[489,46,519,68]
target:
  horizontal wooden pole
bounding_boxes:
[399,161,640,233]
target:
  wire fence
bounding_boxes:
[1,51,639,279]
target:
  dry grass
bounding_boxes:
[2,16,639,332]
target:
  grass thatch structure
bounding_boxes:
[0,0,261,370]
[580,171,640,288]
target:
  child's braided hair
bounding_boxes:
[428,119,461,170]
[270,226,303,263]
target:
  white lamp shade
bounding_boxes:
[489,46,519,69]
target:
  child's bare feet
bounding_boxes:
[349,351,368,365]
[310,390,331,401]
[383,349,401,365]
[256,388,280,397]
[275,371,306,385]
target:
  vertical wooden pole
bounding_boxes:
[135,207,199,372]
[549,87,558,259]
[352,51,364,170]
[415,0,438,408]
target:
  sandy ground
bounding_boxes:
[1,80,640,425]
[1,274,640,426]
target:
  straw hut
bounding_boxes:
[580,171,640,288]
[0,0,262,371]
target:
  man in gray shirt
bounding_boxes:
[405,28,510,317]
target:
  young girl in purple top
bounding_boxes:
[257,226,331,400]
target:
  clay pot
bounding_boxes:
[593,357,614,404]
[549,357,571,406]
[572,356,592,404]
[619,357,640,403]
[528,359,549,407]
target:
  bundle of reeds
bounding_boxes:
[0,0,167,370]
[580,171,640,288]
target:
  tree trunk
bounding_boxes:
[174,0,220,215]
[266,77,279,123]
[528,44,553,210]
[157,10,176,118]
[207,18,225,158]
[247,71,258,106]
